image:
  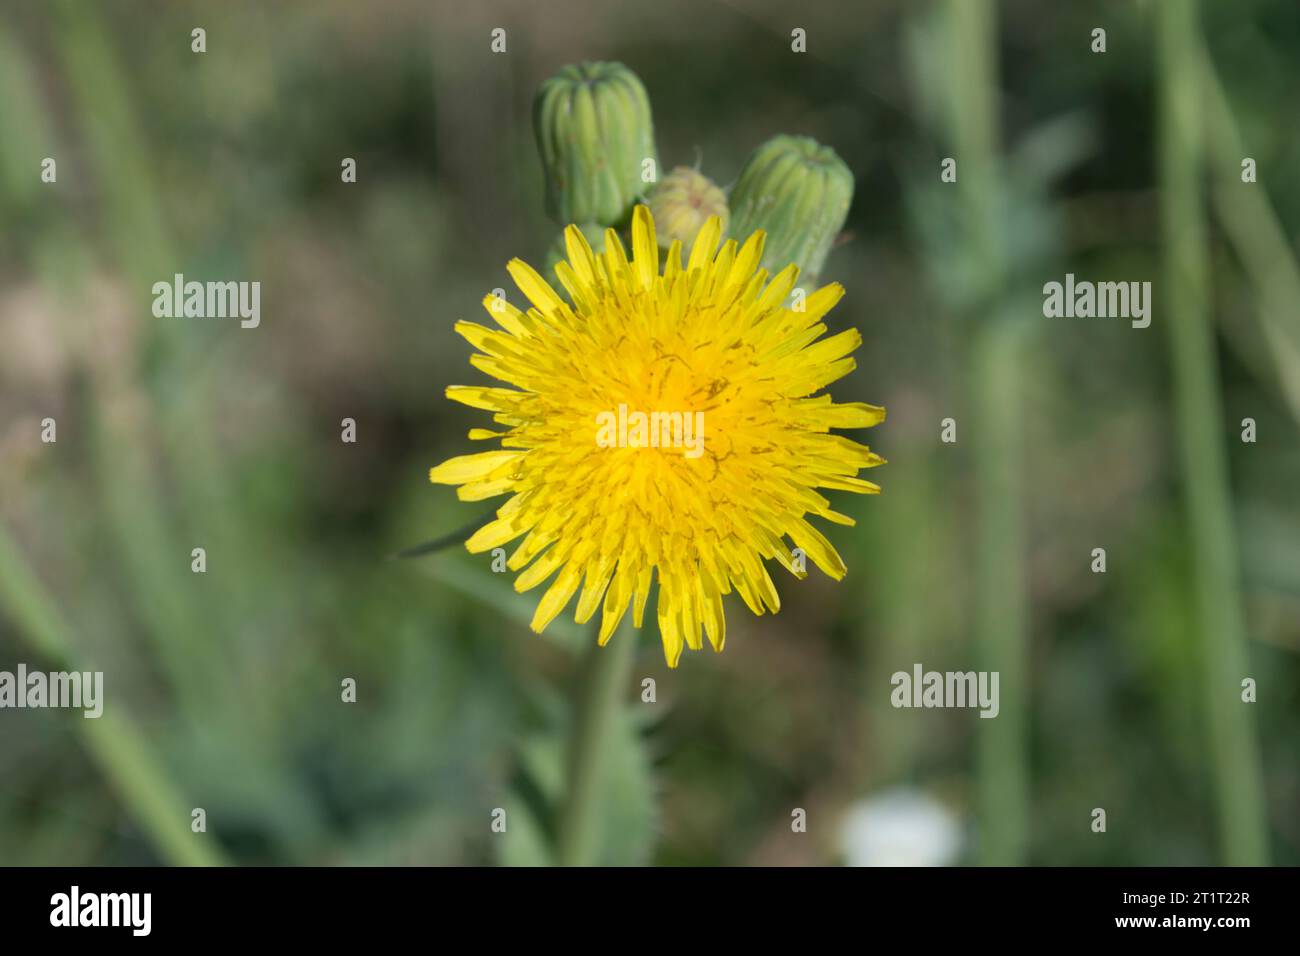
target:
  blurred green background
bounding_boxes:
[1,0,1297,866]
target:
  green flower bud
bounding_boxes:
[727,135,853,280]
[543,222,607,284]
[645,166,729,248]
[533,61,658,228]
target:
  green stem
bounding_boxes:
[945,0,1029,865]
[864,449,944,785]
[47,0,202,701]
[0,525,228,866]
[1156,0,1269,866]
[972,325,1029,865]
[1195,43,1300,424]
[556,625,637,866]
[949,0,1001,289]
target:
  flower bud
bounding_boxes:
[533,61,658,228]
[645,166,729,248]
[727,135,853,280]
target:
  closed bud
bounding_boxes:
[645,166,729,248]
[727,135,853,280]
[533,61,658,228]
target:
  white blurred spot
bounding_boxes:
[839,788,962,867]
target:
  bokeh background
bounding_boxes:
[1,0,1297,866]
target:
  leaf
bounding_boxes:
[497,707,657,866]
[592,709,657,866]
[495,796,554,868]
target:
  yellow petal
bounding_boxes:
[429,451,520,485]
[507,258,565,315]
[686,215,722,274]
[530,561,583,632]
[631,205,659,289]
[564,223,599,287]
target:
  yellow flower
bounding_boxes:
[430,205,885,667]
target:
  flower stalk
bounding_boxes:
[943,0,1030,865]
[1156,0,1269,865]
[556,624,637,866]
